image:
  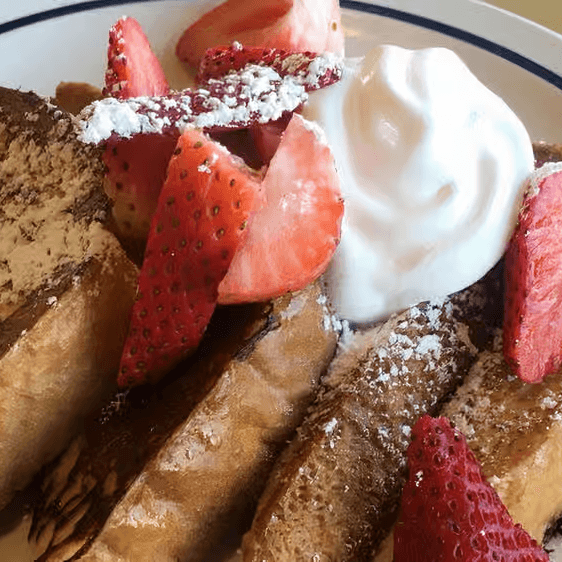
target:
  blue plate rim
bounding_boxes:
[1,0,561,91]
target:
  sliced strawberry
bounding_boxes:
[80,62,320,143]
[394,415,549,562]
[176,0,344,69]
[103,132,179,242]
[503,165,562,383]
[102,17,173,244]
[197,44,341,91]
[118,130,262,387]
[217,113,343,304]
[104,16,169,99]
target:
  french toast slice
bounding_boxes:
[443,338,562,544]
[30,282,337,562]
[374,335,562,562]
[240,265,504,561]
[0,87,138,511]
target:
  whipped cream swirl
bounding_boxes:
[303,45,534,323]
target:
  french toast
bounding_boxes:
[28,154,560,562]
[30,282,337,562]
[374,333,562,562]
[53,83,103,117]
[240,265,502,561]
[0,87,138,512]
[0,93,557,562]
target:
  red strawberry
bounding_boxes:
[104,17,169,99]
[249,114,292,166]
[197,44,342,91]
[103,133,179,242]
[503,165,562,383]
[176,0,344,69]
[394,415,549,562]
[217,113,343,304]
[118,130,262,387]
[80,62,318,143]
[102,17,173,244]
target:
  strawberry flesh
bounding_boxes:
[249,114,292,165]
[503,167,562,383]
[175,0,344,68]
[218,113,343,304]
[102,17,173,247]
[104,16,169,99]
[103,133,179,243]
[394,415,549,562]
[118,130,261,387]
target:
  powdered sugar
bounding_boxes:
[79,65,316,144]
[79,50,344,144]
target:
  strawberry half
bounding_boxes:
[104,16,169,99]
[176,0,344,68]
[503,164,562,383]
[118,130,261,387]
[217,113,343,304]
[197,44,342,91]
[394,415,549,562]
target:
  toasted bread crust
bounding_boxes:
[0,86,110,320]
[0,249,137,510]
[0,87,138,511]
[31,282,337,562]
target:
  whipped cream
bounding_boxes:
[303,45,534,323]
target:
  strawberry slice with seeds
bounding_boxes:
[104,16,169,99]
[102,17,173,245]
[197,44,342,91]
[103,132,179,243]
[118,130,262,387]
[503,164,562,383]
[217,113,343,304]
[394,415,549,562]
[176,0,344,68]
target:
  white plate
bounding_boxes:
[1,1,562,560]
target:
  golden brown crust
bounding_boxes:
[533,141,562,166]
[54,83,103,116]
[242,294,482,561]
[0,87,138,511]
[0,245,137,510]
[31,282,337,562]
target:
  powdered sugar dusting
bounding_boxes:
[265,292,480,560]
[318,295,477,466]
[79,65,315,144]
